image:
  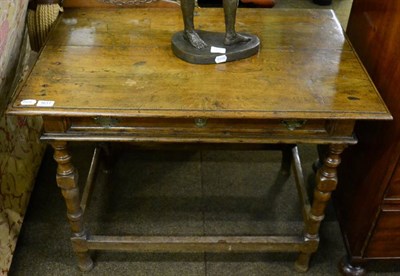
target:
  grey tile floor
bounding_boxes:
[10,143,398,275]
[11,144,343,275]
[9,0,400,275]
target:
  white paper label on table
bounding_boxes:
[20,99,37,106]
[36,100,55,107]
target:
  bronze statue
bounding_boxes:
[180,0,250,49]
[171,0,260,64]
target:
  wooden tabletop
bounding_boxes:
[9,8,391,120]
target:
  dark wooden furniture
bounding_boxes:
[8,8,390,272]
[334,0,400,274]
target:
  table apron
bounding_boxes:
[41,117,357,144]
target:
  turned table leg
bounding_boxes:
[295,143,346,272]
[51,141,94,271]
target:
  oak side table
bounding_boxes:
[7,8,391,272]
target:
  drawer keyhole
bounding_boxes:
[194,118,207,128]
[281,120,307,131]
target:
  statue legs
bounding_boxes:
[180,0,250,48]
[223,0,251,45]
[180,0,207,49]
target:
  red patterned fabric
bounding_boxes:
[0,0,45,273]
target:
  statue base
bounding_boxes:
[171,30,260,64]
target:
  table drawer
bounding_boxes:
[69,117,327,135]
[42,116,355,143]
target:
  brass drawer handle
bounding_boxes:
[94,117,119,128]
[194,118,207,128]
[281,120,307,131]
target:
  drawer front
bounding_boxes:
[69,117,327,134]
[68,117,331,142]
[366,209,400,258]
[42,116,355,143]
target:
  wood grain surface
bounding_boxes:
[9,8,390,120]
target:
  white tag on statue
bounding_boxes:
[211,46,227,54]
